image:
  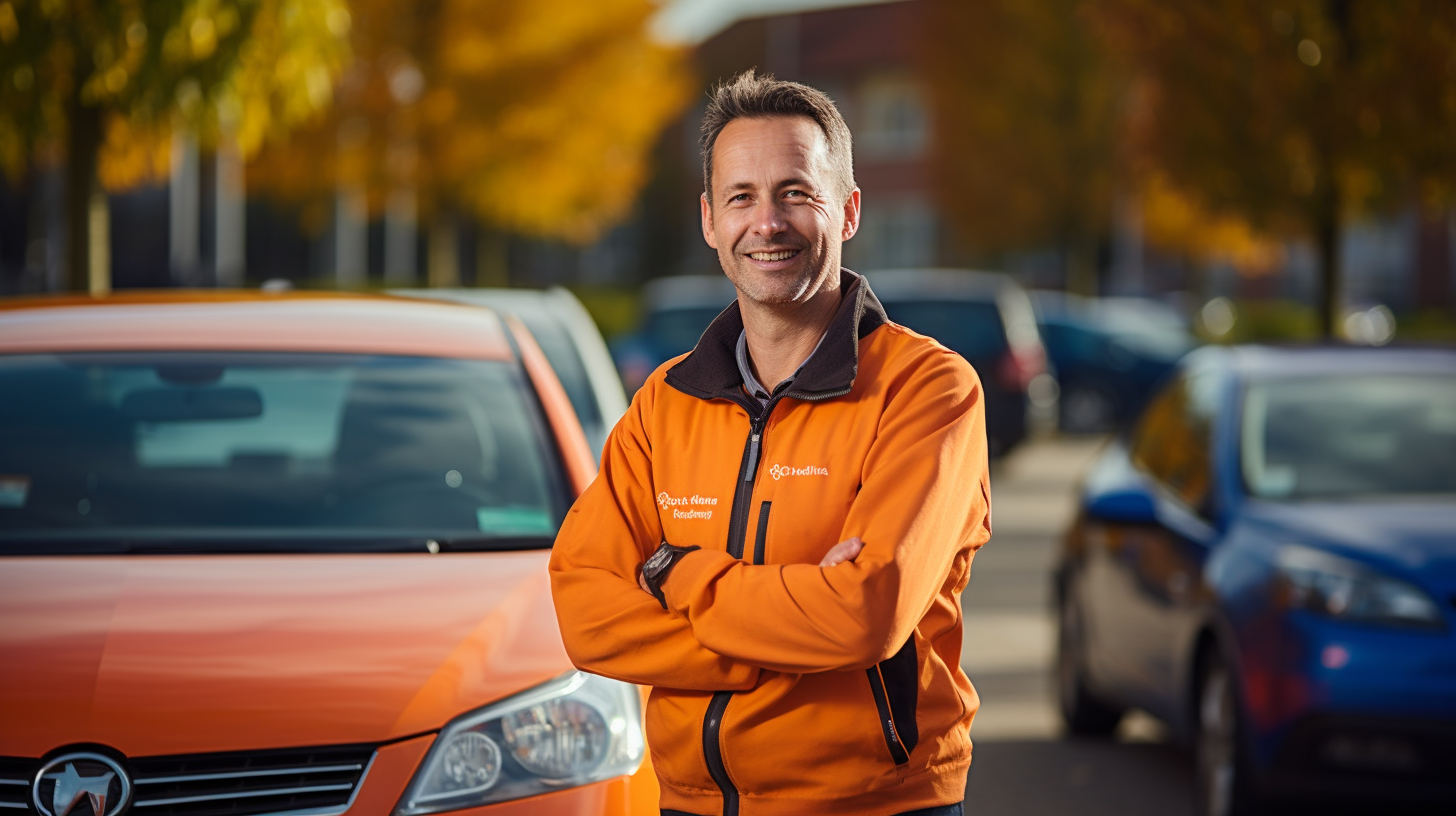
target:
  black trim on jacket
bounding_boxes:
[664,269,889,402]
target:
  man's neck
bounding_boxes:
[739,276,843,392]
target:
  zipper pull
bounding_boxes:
[745,432,761,479]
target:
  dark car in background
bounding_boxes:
[609,275,738,394]
[1055,345,1456,816]
[391,286,628,459]
[1033,292,1197,433]
[870,269,1052,457]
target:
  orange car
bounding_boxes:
[0,292,657,816]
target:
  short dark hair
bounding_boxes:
[700,69,856,204]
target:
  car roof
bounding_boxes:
[0,290,515,360]
[863,268,1016,300]
[391,286,570,316]
[1191,344,1456,379]
[640,275,740,311]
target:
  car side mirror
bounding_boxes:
[1085,483,1159,525]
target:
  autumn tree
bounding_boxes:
[0,0,349,291]
[921,0,1124,295]
[245,0,689,282]
[1099,0,1456,336]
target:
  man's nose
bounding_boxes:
[748,197,788,236]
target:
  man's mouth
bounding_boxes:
[747,249,800,262]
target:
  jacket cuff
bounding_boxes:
[660,548,736,616]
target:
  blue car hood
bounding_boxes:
[1241,499,1456,593]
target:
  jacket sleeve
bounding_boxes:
[548,376,761,692]
[660,348,992,674]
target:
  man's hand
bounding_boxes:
[818,537,863,567]
[637,537,861,594]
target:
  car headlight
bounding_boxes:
[395,672,644,814]
[1277,544,1444,629]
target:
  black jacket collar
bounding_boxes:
[664,268,888,403]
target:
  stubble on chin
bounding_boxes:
[721,252,836,308]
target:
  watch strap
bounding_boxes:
[642,543,700,609]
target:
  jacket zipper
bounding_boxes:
[702,397,775,816]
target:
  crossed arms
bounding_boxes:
[547,353,991,691]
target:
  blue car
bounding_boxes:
[1055,345,1456,815]
[1033,293,1197,433]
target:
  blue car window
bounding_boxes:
[645,307,729,356]
[882,300,1008,360]
[1131,370,1219,511]
[1242,375,1456,499]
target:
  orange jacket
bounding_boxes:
[549,271,992,816]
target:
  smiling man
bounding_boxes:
[549,71,992,816]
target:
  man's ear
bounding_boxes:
[700,193,719,249]
[841,188,861,241]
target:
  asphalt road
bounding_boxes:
[960,435,1195,816]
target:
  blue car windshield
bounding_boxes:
[0,353,567,552]
[1241,374,1456,499]
[883,300,1008,359]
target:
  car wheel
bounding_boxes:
[1195,650,1259,816]
[1057,582,1124,736]
[1060,383,1117,434]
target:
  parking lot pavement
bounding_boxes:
[960,435,1195,816]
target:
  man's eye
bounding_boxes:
[729,193,750,203]
[784,190,808,199]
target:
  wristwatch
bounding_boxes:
[641,542,700,609]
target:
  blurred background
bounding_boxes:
[2,1,1454,813]
[2,0,1453,346]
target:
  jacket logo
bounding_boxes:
[767,464,829,481]
[657,492,717,520]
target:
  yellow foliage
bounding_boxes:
[0,0,348,189]
[246,0,690,243]
[1141,174,1285,276]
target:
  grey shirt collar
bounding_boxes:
[734,327,828,408]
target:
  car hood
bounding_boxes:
[1242,499,1456,592]
[0,551,570,758]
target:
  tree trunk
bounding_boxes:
[475,227,509,288]
[1313,192,1341,340]
[1063,234,1099,296]
[427,214,460,287]
[64,86,102,292]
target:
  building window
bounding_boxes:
[857,76,928,159]
[848,199,937,271]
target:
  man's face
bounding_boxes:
[701,116,860,308]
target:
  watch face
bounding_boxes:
[644,547,672,576]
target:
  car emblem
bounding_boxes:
[32,753,131,816]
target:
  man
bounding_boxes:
[549,70,991,816]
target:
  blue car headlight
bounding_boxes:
[1276,544,1444,629]
[395,672,645,814]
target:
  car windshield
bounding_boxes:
[882,300,1008,359]
[645,306,727,355]
[1241,374,1456,500]
[0,352,568,553]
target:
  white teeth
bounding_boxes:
[749,250,797,261]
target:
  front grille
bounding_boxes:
[130,745,375,816]
[0,758,31,811]
[0,745,375,816]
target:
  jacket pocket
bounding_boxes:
[752,501,771,564]
[865,637,919,765]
